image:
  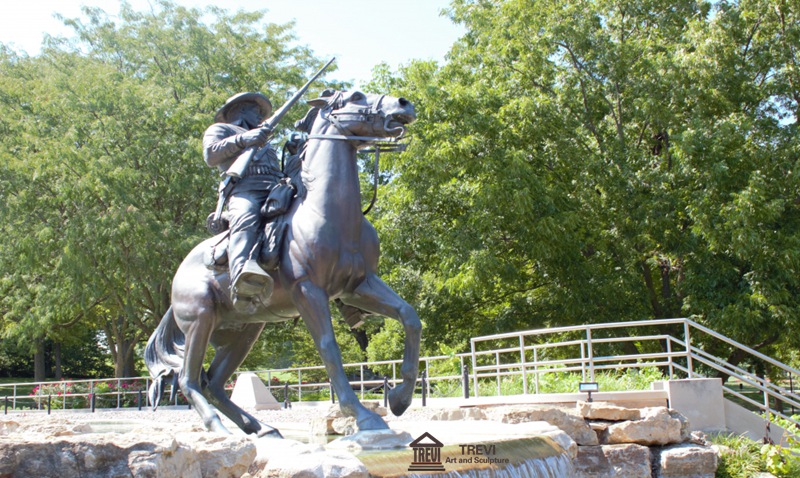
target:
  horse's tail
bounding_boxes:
[144,305,184,409]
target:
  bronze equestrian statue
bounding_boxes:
[145,89,420,437]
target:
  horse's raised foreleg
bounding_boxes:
[293,280,388,430]
[205,323,282,438]
[173,306,229,434]
[340,273,421,416]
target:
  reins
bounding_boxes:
[306,93,408,215]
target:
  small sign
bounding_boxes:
[579,382,599,392]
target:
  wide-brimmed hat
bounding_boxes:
[214,92,273,123]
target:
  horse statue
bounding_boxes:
[144,90,420,437]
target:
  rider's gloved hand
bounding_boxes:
[235,125,273,148]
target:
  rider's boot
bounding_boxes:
[231,259,273,312]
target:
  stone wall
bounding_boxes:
[0,417,369,478]
[1,401,719,478]
[433,401,719,478]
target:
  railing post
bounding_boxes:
[12,385,16,409]
[667,339,674,379]
[383,377,389,407]
[520,335,528,395]
[684,321,693,378]
[580,340,587,382]
[494,351,502,396]
[47,394,51,415]
[63,381,67,410]
[360,364,365,400]
[138,390,143,411]
[462,364,470,399]
[421,370,427,407]
[117,379,122,409]
[587,328,595,382]
[471,340,479,398]
[764,390,772,443]
[90,382,95,412]
[267,372,272,392]
[283,382,291,409]
[298,370,303,402]
[534,346,540,394]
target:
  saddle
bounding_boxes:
[203,180,295,272]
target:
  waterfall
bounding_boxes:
[358,436,576,478]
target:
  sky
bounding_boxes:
[0,1,465,88]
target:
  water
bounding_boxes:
[70,419,576,476]
[357,436,575,478]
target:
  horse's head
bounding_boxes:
[297,90,416,143]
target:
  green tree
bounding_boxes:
[0,1,336,378]
[367,0,800,369]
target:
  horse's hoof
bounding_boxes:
[357,414,389,431]
[257,427,284,439]
[208,421,232,435]
[388,386,412,416]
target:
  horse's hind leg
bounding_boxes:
[173,305,229,434]
[205,323,282,438]
[340,273,421,416]
[293,280,388,431]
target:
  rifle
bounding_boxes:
[227,57,335,178]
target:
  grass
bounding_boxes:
[710,432,800,478]
[428,366,667,398]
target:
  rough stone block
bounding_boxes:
[653,443,719,478]
[607,407,683,446]
[0,431,255,478]
[486,406,598,445]
[574,444,652,478]
[578,401,642,421]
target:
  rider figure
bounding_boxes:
[203,92,281,312]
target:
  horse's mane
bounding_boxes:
[294,107,318,133]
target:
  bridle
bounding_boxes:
[306,91,409,214]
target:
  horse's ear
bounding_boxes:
[307,88,336,108]
[307,98,328,108]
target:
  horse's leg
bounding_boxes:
[293,280,388,430]
[340,273,421,416]
[204,323,282,438]
[173,306,229,434]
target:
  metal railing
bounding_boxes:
[3,317,798,436]
[469,318,800,431]
[238,353,470,403]
[0,377,156,413]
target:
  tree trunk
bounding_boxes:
[34,338,46,382]
[115,339,137,378]
[54,342,63,381]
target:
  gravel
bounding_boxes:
[1,402,439,431]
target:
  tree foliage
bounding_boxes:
[2,0,798,380]
[368,0,800,365]
[0,1,335,377]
